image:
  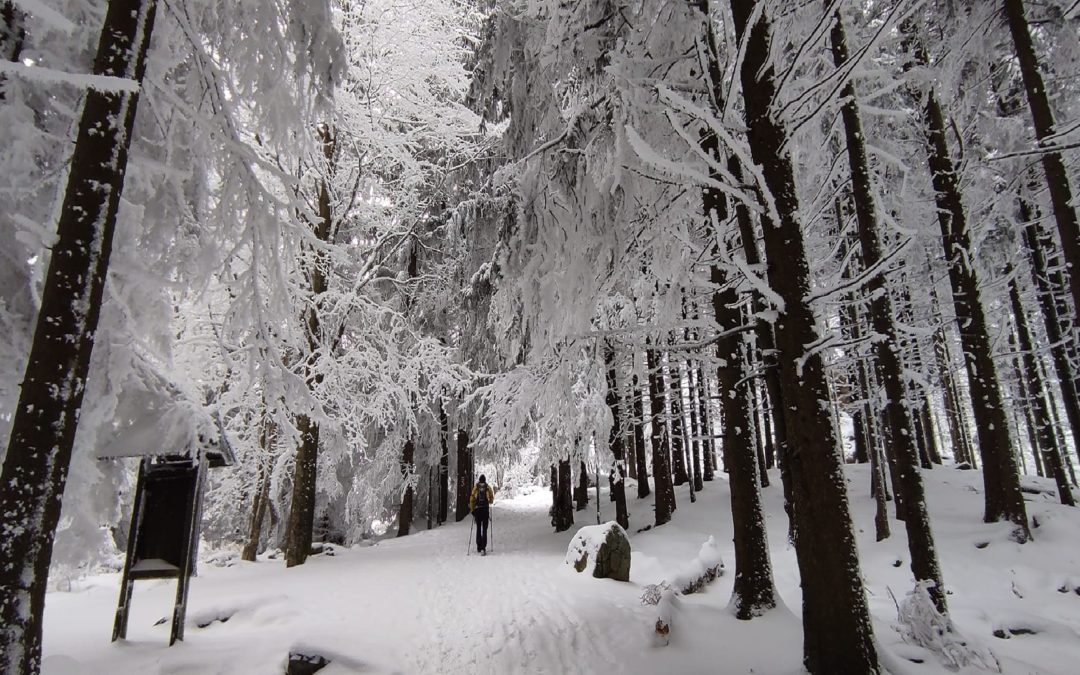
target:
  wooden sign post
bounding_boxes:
[108,426,233,645]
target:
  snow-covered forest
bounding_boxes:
[1,0,1079,673]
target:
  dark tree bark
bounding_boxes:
[1008,267,1074,505]
[669,356,690,486]
[727,1,879,669]
[286,124,338,568]
[686,358,705,491]
[455,428,472,522]
[920,399,943,465]
[909,30,1029,538]
[242,417,277,562]
[1004,0,1080,320]
[761,396,776,470]
[242,467,272,562]
[397,440,416,537]
[0,2,158,668]
[438,401,449,525]
[553,458,575,532]
[748,370,770,489]
[426,466,434,530]
[933,318,974,467]
[632,373,650,498]
[1020,205,1080,474]
[576,459,589,511]
[853,411,870,465]
[1010,344,1044,477]
[605,345,630,529]
[698,367,716,481]
[729,154,794,526]
[646,342,677,526]
[707,212,776,618]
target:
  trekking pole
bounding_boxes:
[490,506,494,553]
[467,516,474,556]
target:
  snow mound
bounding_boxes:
[669,536,725,594]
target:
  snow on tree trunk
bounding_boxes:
[285,124,337,568]
[438,402,449,525]
[1003,0,1080,325]
[668,354,690,487]
[710,256,776,618]
[553,458,574,532]
[604,345,629,530]
[829,7,946,613]
[632,373,651,498]
[727,0,879,670]
[397,440,415,537]
[646,342,676,526]
[1020,203,1080,475]
[0,1,158,670]
[575,459,589,511]
[910,37,1030,538]
[1007,266,1074,506]
[455,428,472,522]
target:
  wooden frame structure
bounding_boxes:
[109,424,233,645]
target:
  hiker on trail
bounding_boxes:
[470,475,495,555]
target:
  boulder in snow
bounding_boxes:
[565,522,631,582]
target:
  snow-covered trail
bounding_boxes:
[407,496,622,674]
[42,487,700,675]
[42,467,1080,674]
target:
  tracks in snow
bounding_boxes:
[408,500,621,674]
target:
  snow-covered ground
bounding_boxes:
[42,465,1080,674]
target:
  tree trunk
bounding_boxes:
[647,342,677,526]
[0,2,158,668]
[455,429,472,522]
[1004,0,1080,321]
[698,365,717,481]
[242,468,272,562]
[920,399,943,465]
[910,32,1029,538]
[242,417,277,562]
[728,1,879,669]
[605,345,630,530]
[749,370,770,488]
[397,440,415,537]
[933,320,974,466]
[285,124,337,567]
[709,234,776,618]
[285,414,319,567]
[425,466,433,530]
[576,459,589,511]
[1020,204,1080,473]
[632,373,650,498]
[553,458,574,532]
[728,153,794,528]
[438,402,449,525]
[1008,268,1075,505]
[686,358,705,491]
[668,355,690,486]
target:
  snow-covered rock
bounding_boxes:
[565,521,631,582]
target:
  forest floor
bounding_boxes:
[42,463,1080,674]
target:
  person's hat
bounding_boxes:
[479,474,486,483]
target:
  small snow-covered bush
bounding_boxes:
[895,581,999,672]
